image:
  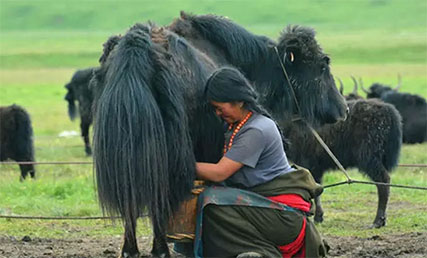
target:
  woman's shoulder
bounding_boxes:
[248,113,276,130]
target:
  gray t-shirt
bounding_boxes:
[224,113,294,188]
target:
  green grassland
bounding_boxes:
[0,0,426,242]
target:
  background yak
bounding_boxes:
[64,67,96,155]
[360,77,427,143]
[0,104,36,181]
[338,76,364,101]
[92,13,347,257]
[284,99,402,228]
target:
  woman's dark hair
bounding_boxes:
[205,67,290,149]
[205,67,266,115]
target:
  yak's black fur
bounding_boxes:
[168,12,348,127]
[64,67,96,155]
[0,104,36,181]
[93,24,223,257]
[365,84,427,143]
[284,99,402,228]
[381,92,427,143]
[94,13,348,257]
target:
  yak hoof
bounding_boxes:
[120,252,140,258]
[370,217,386,229]
[151,248,170,258]
[85,146,92,156]
[150,252,170,258]
[314,214,324,223]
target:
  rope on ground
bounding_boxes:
[0,214,148,220]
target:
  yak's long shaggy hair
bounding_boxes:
[169,12,347,127]
[284,98,402,227]
[0,104,36,180]
[93,23,223,240]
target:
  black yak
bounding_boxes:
[361,76,427,143]
[361,74,401,99]
[168,12,404,228]
[338,76,364,101]
[64,67,96,155]
[92,14,347,257]
[0,104,36,181]
[283,99,402,228]
[168,12,348,127]
[93,24,222,258]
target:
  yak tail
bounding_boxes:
[383,104,402,171]
[64,86,77,121]
[12,105,35,163]
[93,28,195,236]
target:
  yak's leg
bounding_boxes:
[312,171,324,223]
[18,163,35,181]
[120,218,139,258]
[314,196,324,223]
[80,119,92,156]
[371,169,390,228]
[151,217,170,258]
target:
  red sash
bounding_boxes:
[267,194,310,258]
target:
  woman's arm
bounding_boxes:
[196,156,243,182]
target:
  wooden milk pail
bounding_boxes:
[167,180,205,242]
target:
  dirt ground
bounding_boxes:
[0,232,426,258]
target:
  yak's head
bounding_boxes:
[361,74,402,99]
[365,83,394,99]
[337,76,364,101]
[276,25,348,126]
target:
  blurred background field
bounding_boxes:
[0,0,426,243]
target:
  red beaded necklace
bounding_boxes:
[223,111,253,155]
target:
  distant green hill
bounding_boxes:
[1,0,426,33]
[0,0,426,77]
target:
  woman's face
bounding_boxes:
[210,101,244,124]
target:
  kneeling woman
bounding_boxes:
[195,67,328,258]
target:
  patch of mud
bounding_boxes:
[0,232,425,257]
[327,232,427,257]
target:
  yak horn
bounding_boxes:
[394,73,402,91]
[350,76,358,95]
[359,77,370,94]
[337,77,344,95]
